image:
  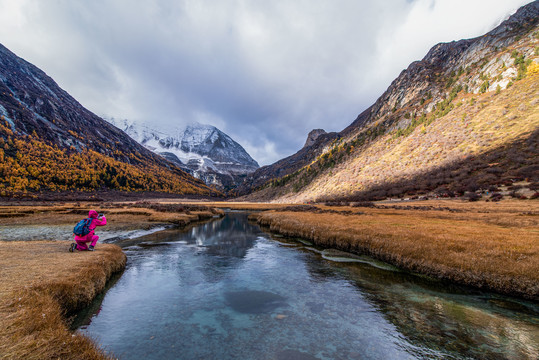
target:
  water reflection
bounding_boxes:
[184,214,261,258]
[78,212,539,360]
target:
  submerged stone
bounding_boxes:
[306,301,325,313]
[224,290,287,314]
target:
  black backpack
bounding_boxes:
[73,218,92,236]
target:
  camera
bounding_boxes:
[98,213,104,217]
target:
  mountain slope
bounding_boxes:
[0,43,216,197]
[244,1,539,203]
[235,129,339,196]
[107,119,258,191]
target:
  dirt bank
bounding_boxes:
[251,200,539,300]
[0,242,126,359]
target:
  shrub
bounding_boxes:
[466,192,481,201]
[516,165,539,180]
[528,62,539,76]
[465,183,480,192]
[479,81,490,93]
[350,201,376,208]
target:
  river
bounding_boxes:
[75,212,539,360]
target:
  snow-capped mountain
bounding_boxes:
[106,118,259,191]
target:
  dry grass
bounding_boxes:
[0,241,126,360]
[252,200,539,300]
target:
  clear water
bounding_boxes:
[77,213,539,360]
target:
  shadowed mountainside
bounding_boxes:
[0,44,218,197]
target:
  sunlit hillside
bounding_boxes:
[246,10,539,203]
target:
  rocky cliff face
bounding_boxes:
[0,43,213,196]
[303,129,327,148]
[107,119,259,191]
[242,1,539,202]
[342,0,539,139]
[235,130,339,196]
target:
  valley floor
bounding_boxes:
[0,198,536,359]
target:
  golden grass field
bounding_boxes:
[0,203,221,230]
[0,242,125,360]
[252,199,539,300]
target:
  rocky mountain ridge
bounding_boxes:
[303,129,328,148]
[235,129,339,196]
[242,0,539,202]
[107,118,259,191]
[345,0,539,139]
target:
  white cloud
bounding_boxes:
[0,0,531,165]
[242,138,278,167]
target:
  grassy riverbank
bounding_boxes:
[0,242,125,360]
[0,201,224,359]
[252,199,539,300]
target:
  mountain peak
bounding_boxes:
[304,129,327,148]
[106,118,259,191]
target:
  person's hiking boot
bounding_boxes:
[88,245,95,251]
[69,243,76,252]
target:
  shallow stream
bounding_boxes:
[76,212,539,359]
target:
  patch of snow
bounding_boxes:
[30,73,59,100]
[0,104,15,130]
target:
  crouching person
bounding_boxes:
[70,210,107,252]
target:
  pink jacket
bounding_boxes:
[74,210,107,240]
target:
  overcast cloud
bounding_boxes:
[0,0,530,165]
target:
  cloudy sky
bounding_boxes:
[0,0,530,165]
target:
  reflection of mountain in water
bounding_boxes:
[184,212,261,258]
